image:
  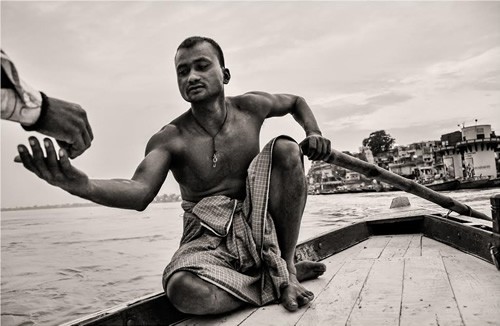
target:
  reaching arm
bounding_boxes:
[15,130,172,211]
[240,91,331,160]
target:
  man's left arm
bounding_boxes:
[242,91,331,161]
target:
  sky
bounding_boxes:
[1,1,499,208]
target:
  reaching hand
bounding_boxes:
[14,137,90,196]
[299,134,331,161]
[34,96,94,159]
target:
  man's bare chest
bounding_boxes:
[171,116,262,189]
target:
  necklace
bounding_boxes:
[191,108,228,168]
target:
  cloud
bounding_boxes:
[366,92,414,106]
[311,90,414,128]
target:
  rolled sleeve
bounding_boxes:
[1,49,42,125]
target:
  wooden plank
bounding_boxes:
[421,236,463,258]
[403,234,422,258]
[354,236,391,259]
[443,254,500,326]
[296,259,374,326]
[239,241,365,326]
[400,256,464,326]
[347,258,405,326]
[380,235,414,258]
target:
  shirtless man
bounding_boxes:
[15,36,332,314]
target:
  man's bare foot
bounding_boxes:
[295,261,326,282]
[281,273,315,311]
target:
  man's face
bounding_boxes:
[175,42,228,103]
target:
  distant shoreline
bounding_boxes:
[1,196,182,212]
[1,202,100,212]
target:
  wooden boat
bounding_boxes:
[426,179,461,191]
[63,195,500,326]
[426,178,500,192]
[460,178,498,190]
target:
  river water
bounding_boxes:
[1,188,498,326]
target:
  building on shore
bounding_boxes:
[436,124,500,180]
[306,123,499,194]
[388,140,440,182]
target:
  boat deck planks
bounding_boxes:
[443,254,500,325]
[403,234,422,257]
[175,234,500,326]
[400,256,464,326]
[352,236,391,259]
[380,234,416,258]
[295,259,375,326]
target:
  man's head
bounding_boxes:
[175,36,231,103]
[177,36,225,68]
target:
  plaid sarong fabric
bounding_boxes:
[163,137,289,306]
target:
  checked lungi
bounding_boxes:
[163,137,290,306]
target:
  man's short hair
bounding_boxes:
[177,36,225,67]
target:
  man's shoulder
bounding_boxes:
[229,91,273,115]
[231,91,271,105]
[146,111,190,153]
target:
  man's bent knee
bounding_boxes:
[166,271,215,314]
[273,138,303,171]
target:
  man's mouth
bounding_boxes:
[188,85,204,93]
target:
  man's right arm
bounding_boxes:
[15,129,173,211]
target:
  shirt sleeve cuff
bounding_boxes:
[19,87,43,126]
[1,89,42,125]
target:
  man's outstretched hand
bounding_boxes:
[33,96,94,159]
[14,137,90,196]
[299,134,331,161]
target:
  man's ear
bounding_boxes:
[223,68,231,84]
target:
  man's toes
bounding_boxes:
[282,296,299,311]
[297,294,311,307]
[313,263,326,274]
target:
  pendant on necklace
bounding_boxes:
[212,152,218,168]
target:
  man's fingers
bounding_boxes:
[311,140,324,161]
[307,137,317,159]
[318,139,331,161]
[29,137,52,180]
[67,132,88,159]
[325,140,332,159]
[59,148,73,176]
[16,145,41,177]
[43,138,65,180]
[301,136,333,161]
[85,117,94,141]
[82,129,92,151]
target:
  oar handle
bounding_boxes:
[320,149,492,221]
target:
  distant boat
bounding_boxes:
[426,180,461,191]
[426,178,500,191]
[460,178,496,189]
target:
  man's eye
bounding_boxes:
[177,68,188,76]
[197,63,210,70]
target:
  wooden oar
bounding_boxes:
[320,148,492,221]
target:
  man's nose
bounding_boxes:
[187,71,201,83]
